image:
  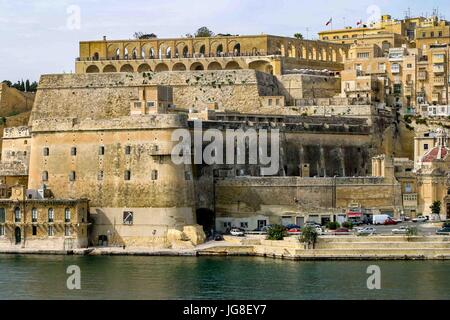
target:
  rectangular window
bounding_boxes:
[32,208,38,223]
[439,31,443,37]
[48,209,54,223]
[151,170,158,180]
[134,101,142,109]
[48,225,54,237]
[124,170,131,181]
[0,225,5,236]
[123,211,133,225]
[43,147,49,156]
[240,222,249,229]
[71,147,77,156]
[276,99,280,106]
[65,209,71,223]
[431,32,435,37]
[99,146,105,155]
[32,226,37,236]
[64,226,71,236]
[147,101,155,108]
[69,171,76,181]
[42,171,48,182]
[125,146,131,155]
[185,171,192,181]
[0,208,5,223]
[424,144,429,150]
[268,99,272,106]
[357,52,370,59]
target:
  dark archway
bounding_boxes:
[196,208,215,236]
[15,227,21,245]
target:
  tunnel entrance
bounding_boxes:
[196,208,215,237]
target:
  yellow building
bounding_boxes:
[76,34,349,76]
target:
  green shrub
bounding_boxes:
[267,225,286,241]
[406,227,418,240]
[342,221,354,230]
[299,226,318,249]
[326,221,340,230]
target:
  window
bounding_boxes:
[147,101,155,108]
[65,208,71,223]
[64,226,72,237]
[151,170,158,180]
[424,144,429,150]
[32,226,37,236]
[268,99,272,106]
[240,222,249,229]
[125,146,131,155]
[69,171,76,182]
[98,170,104,181]
[407,63,412,68]
[405,183,412,193]
[48,208,54,223]
[99,146,105,155]
[71,147,77,156]
[48,225,54,237]
[185,171,192,181]
[276,99,280,106]
[0,225,4,236]
[123,211,133,225]
[14,207,21,223]
[32,208,38,223]
[357,52,370,59]
[223,222,231,229]
[0,208,5,223]
[43,147,49,156]
[134,101,142,109]
[439,31,443,37]
[124,170,131,181]
[42,171,48,182]
[378,63,386,72]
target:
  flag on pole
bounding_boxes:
[326,18,333,26]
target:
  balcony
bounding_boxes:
[433,64,445,74]
[403,193,418,208]
[434,77,446,86]
[391,64,401,74]
[433,55,446,64]
[418,71,427,80]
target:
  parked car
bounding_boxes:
[334,227,350,235]
[230,228,245,237]
[287,228,301,234]
[393,218,403,224]
[384,219,398,226]
[436,227,450,235]
[304,221,321,228]
[315,226,324,235]
[214,234,224,241]
[357,227,377,235]
[412,216,428,223]
[285,224,302,230]
[392,226,410,235]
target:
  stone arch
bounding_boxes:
[207,61,222,70]
[172,62,187,71]
[107,45,121,60]
[150,48,156,58]
[137,63,152,72]
[182,45,189,58]
[288,43,296,58]
[225,61,241,70]
[199,44,206,56]
[248,60,271,73]
[190,62,205,71]
[132,48,138,59]
[166,47,172,58]
[120,64,134,72]
[141,47,146,59]
[103,65,117,73]
[124,48,129,59]
[155,63,169,72]
[233,43,241,56]
[92,52,99,61]
[86,65,100,73]
[216,44,224,56]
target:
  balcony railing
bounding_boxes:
[77,51,270,62]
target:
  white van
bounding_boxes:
[372,214,390,225]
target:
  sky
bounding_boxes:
[1,0,450,82]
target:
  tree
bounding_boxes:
[294,33,304,39]
[133,32,157,39]
[267,225,286,241]
[195,26,214,38]
[430,201,441,215]
[299,226,318,249]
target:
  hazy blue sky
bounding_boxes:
[1,0,449,81]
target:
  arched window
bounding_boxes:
[166,47,172,58]
[48,208,54,223]
[115,48,120,60]
[150,48,155,58]
[216,44,223,56]
[183,46,189,58]
[32,208,38,223]
[199,45,206,56]
[93,52,99,61]
[141,48,146,59]
[132,48,137,59]
[124,48,129,59]
[14,207,21,223]
[65,208,71,223]
[233,43,241,56]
